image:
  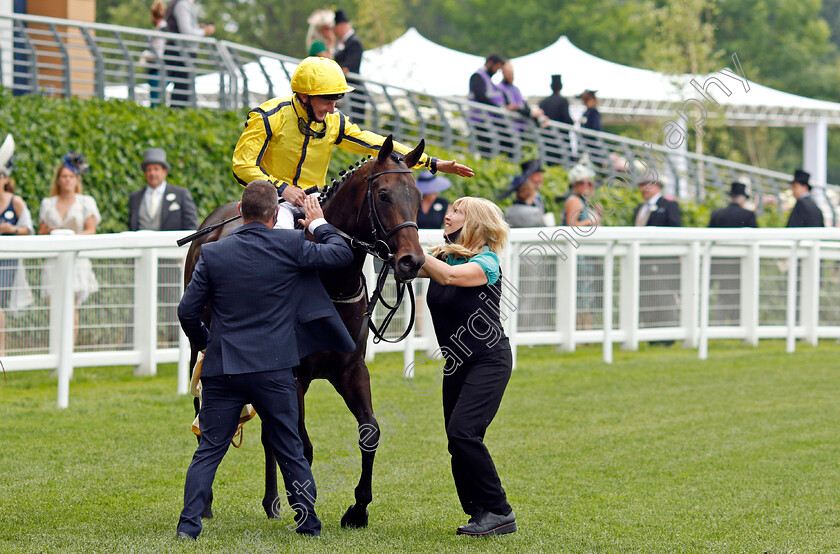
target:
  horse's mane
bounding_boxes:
[319,151,407,207]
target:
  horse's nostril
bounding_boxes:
[397,255,419,272]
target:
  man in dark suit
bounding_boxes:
[634,175,681,343]
[708,182,757,324]
[333,8,367,123]
[176,181,355,540]
[129,148,199,343]
[787,169,825,227]
[708,182,757,228]
[538,75,573,125]
[633,177,681,227]
[128,148,198,232]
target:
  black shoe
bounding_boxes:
[456,510,517,536]
[176,531,196,541]
[296,529,321,537]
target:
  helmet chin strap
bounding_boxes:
[295,94,326,137]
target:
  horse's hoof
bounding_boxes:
[262,497,281,519]
[340,504,369,528]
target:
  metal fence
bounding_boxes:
[2,13,837,210]
[2,228,840,407]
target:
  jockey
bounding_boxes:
[232,56,474,229]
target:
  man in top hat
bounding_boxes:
[503,159,546,228]
[415,171,452,229]
[708,182,757,228]
[129,148,198,232]
[129,148,199,343]
[577,89,602,132]
[333,8,367,123]
[538,75,573,125]
[786,169,824,227]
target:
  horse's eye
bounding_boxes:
[377,190,389,202]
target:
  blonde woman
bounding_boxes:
[38,152,101,306]
[305,9,335,58]
[418,197,517,537]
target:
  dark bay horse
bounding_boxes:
[183,136,425,528]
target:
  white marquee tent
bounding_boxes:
[363,28,840,184]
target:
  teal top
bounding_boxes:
[442,246,501,285]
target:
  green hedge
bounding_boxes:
[0,89,787,231]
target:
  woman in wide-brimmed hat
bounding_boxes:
[415,170,452,229]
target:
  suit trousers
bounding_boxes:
[442,348,513,517]
[177,369,321,537]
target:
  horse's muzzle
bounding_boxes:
[395,253,424,282]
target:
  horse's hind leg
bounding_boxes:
[332,362,379,529]
[262,376,313,518]
[261,423,279,518]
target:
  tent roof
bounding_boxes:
[362,29,840,126]
[361,27,483,98]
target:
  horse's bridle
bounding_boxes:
[328,166,419,345]
[331,168,417,262]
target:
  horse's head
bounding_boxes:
[321,135,425,282]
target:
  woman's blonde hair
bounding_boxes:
[430,197,509,260]
[50,164,82,196]
[306,9,334,51]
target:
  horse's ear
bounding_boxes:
[377,135,394,165]
[402,139,425,169]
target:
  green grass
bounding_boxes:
[1,341,840,552]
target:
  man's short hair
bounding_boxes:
[241,180,278,223]
[486,53,505,66]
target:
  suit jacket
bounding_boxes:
[335,32,363,74]
[178,221,355,377]
[128,184,199,231]
[787,195,825,227]
[708,202,757,228]
[634,196,682,227]
[538,94,573,125]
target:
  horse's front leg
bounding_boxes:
[333,362,379,528]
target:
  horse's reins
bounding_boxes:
[177,166,420,345]
[175,185,320,247]
[325,167,418,345]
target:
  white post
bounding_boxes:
[698,242,712,360]
[134,248,158,376]
[176,267,189,395]
[505,242,521,370]
[363,255,376,362]
[682,241,701,348]
[742,243,760,347]
[803,121,828,188]
[801,241,821,347]
[56,251,77,409]
[619,241,640,350]
[402,283,417,378]
[786,242,799,353]
[556,242,577,353]
[602,241,614,364]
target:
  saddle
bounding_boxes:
[189,352,257,447]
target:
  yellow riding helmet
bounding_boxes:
[290,57,355,96]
